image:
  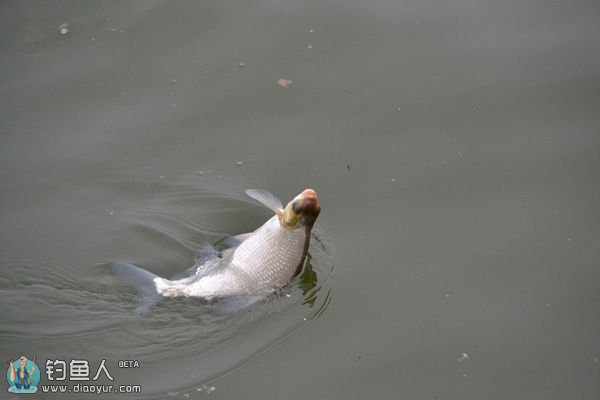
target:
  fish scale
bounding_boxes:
[178,216,306,299]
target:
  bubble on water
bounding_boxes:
[235,161,243,166]
[458,353,469,362]
[238,62,246,68]
[91,37,96,42]
[196,171,205,175]
[307,44,313,49]
[159,175,165,180]
[390,178,396,182]
[309,29,315,33]
[183,394,190,399]
[109,211,114,216]
[171,79,178,84]
[58,23,69,35]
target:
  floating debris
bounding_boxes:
[238,62,246,68]
[458,353,469,362]
[235,161,243,166]
[277,79,293,88]
[58,23,69,35]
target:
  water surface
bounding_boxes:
[1,0,599,399]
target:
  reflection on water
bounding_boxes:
[298,252,333,319]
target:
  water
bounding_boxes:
[1,0,599,399]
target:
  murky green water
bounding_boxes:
[1,0,599,399]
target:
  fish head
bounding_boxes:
[281,188,320,229]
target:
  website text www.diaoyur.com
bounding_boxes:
[40,383,141,395]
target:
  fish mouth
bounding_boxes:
[295,188,320,227]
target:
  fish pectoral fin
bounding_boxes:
[245,189,283,217]
[214,295,264,314]
[220,232,254,249]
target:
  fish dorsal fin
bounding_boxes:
[245,189,283,217]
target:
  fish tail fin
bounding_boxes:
[111,261,163,314]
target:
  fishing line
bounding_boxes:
[314,0,338,174]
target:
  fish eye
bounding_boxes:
[292,201,303,213]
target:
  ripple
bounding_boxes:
[1,188,334,398]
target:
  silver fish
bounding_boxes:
[112,188,320,312]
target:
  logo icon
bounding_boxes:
[6,356,40,394]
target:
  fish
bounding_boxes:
[112,188,320,312]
